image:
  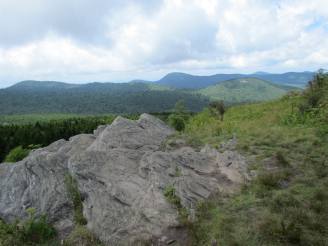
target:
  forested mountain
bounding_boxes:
[156,71,314,88]
[156,72,241,89]
[0,76,300,115]
[0,81,208,114]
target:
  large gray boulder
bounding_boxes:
[0,114,248,245]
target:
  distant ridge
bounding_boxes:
[155,71,314,89]
[156,72,246,89]
[5,71,314,90]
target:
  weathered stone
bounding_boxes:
[0,114,248,245]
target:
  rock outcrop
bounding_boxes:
[0,114,248,245]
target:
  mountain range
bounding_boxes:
[155,71,314,88]
[0,71,309,114]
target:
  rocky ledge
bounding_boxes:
[0,114,248,245]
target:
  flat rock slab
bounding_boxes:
[0,114,248,245]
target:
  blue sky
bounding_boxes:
[0,0,327,87]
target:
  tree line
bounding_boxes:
[0,116,122,162]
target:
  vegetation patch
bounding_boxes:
[0,208,57,246]
[188,72,328,245]
[163,185,189,224]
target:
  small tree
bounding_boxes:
[168,100,188,131]
[209,100,225,121]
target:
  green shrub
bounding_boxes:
[4,146,30,162]
[303,70,328,108]
[168,114,185,131]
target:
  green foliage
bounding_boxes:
[282,71,328,127]
[0,208,57,246]
[65,174,87,226]
[4,146,30,162]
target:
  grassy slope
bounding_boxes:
[197,78,294,103]
[186,95,328,245]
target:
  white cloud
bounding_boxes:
[0,0,327,86]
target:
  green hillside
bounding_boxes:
[198,78,297,103]
[184,72,328,245]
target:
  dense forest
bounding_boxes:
[0,82,209,114]
[0,116,119,162]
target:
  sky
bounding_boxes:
[0,0,328,87]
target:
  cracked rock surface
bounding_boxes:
[0,114,248,245]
